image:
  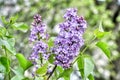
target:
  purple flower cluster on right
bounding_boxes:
[52,8,87,68]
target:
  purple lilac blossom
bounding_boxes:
[29,14,49,62]
[52,8,87,68]
[29,14,48,42]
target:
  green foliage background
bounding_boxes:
[0,0,120,80]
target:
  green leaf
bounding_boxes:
[11,75,23,80]
[11,66,24,77]
[94,22,110,39]
[48,37,55,47]
[0,27,6,37]
[77,56,84,70]
[48,54,55,64]
[63,76,69,80]
[58,68,72,79]
[84,57,94,78]
[96,41,111,58]
[0,62,6,73]
[57,66,64,74]
[16,53,33,71]
[77,56,84,78]
[94,29,110,39]
[0,57,10,73]
[11,66,29,80]
[77,55,94,79]
[1,16,8,25]
[12,23,29,32]
[7,38,15,47]
[36,62,48,75]
[0,38,16,55]
[9,16,18,24]
[22,77,30,80]
[88,74,94,80]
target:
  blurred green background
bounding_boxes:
[0,0,120,80]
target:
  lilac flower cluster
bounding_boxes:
[29,14,49,63]
[52,8,87,68]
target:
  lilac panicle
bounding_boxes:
[29,14,48,42]
[29,14,49,63]
[52,8,87,68]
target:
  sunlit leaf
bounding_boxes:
[36,62,48,75]
[9,15,18,24]
[94,22,110,38]
[58,68,72,79]
[57,66,64,74]
[94,29,110,39]
[12,23,29,32]
[63,76,69,80]
[16,53,33,71]
[0,27,6,37]
[1,16,8,25]
[48,37,55,47]
[96,41,111,58]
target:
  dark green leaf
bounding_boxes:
[0,57,10,73]
[88,74,94,80]
[12,23,29,32]
[96,41,111,58]
[16,53,33,71]
[22,77,30,80]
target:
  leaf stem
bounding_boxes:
[47,65,57,80]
